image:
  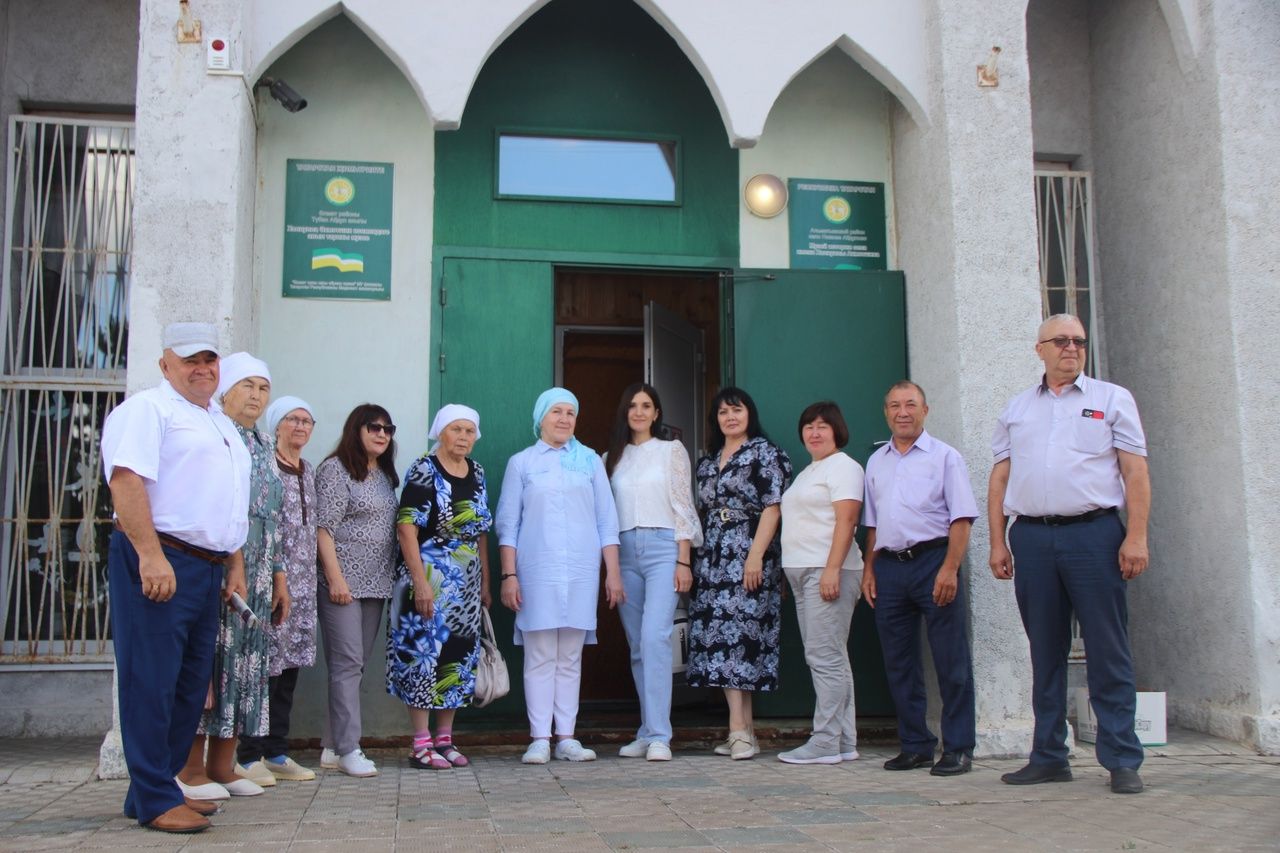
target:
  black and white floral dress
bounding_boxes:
[686,436,791,692]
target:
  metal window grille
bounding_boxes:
[1034,168,1099,661]
[0,116,132,661]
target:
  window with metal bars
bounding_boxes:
[1,116,132,660]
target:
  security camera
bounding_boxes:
[257,77,307,113]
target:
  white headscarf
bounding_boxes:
[266,395,314,437]
[429,404,481,453]
[216,351,271,400]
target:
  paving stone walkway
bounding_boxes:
[0,729,1276,851]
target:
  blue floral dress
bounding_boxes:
[686,436,791,692]
[386,455,492,709]
[200,424,283,738]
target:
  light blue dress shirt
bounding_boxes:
[496,440,621,645]
[863,430,979,552]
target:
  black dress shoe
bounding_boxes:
[1110,767,1144,794]
[930,751,972,776]
[1000,762,1073,785]
[883,751,934,771]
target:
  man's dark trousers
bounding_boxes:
[1008,512,1143,771]
[873,547,976,756]
[109,530,222,824]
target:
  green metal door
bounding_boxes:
[733,269,906,717]
[437,257,554,717]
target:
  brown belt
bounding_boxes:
[113,520,229,565]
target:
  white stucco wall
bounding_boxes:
[738,50,895,270]
[1026,0,1093,164]
[891,0,1042,757]
[1089,0,1280,752]
[252,16,435,740]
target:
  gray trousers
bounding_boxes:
[317,595,385,755]
[785,566,860,750]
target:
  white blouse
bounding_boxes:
[608,438,703,546]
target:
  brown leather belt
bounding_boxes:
[877,537,949,562]
[1017,507,1116,527]
[113,520,229,565]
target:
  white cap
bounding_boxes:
[162,322,221,357]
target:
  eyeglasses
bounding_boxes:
[1039,336,1088,351]
[365,422,397,436]
[282,416,315,428]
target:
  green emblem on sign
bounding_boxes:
[324,177,356,207]
[822,196,851,224]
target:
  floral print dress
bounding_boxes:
[200,424,283,738]
[267,457,317,675]
[686,436,791,692]
[386,455,492,709]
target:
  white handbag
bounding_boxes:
[671,604,689,674]
[473,608,510,707]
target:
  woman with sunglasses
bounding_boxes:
[315,404,400,778]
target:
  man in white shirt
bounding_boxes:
[102,322,250,832]
[988,314,1151,795]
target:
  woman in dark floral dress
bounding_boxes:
[687,387,791,761]
[388,405,492,769]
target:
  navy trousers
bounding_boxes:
[873,547,976,755]
[1008,512,1143,771]
[109,530,222,824]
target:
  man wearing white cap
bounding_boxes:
[101,322,251,833]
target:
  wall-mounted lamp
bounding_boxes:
[177,0,201,43]
[978,46,1001,87]
[256,77,308,112]
[744,173,787,218]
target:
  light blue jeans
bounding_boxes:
[618,527,679,745]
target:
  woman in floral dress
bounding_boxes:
[387,404,492,769]
[687,386,791,761]
[236,395,319,783]
[178,353,288,799]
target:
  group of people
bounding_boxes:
[104,311,1151,834]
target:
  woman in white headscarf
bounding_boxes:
[178,352,289,799]
[387,404,493,770]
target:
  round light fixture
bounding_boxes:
[743,173,788,218]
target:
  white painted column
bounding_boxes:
[100,0,259,778]
[890,0,1042,757]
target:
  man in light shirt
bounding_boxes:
[988,314,1151,795]
[102,322,250,832]
[862,381,978,776]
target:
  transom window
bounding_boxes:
[497,132,678,203]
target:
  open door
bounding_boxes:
[732,268,906,717]
[644,300,704,458]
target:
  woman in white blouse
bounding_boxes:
[605,383,703,761]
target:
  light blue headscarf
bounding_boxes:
[532,387,595,475]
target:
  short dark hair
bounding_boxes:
[605,382,666,479]
[326,403,400,487]
[705,386,767,454]
[797,401,849,448]
[884,380,927,406]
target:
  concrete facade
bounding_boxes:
[1,0,1276,762]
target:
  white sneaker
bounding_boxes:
[236,761,277,787]
[522,740,551,764]
[618,739,649,758]
[320,748,339,769]
[553,738,597,762]
[646,741,673,762]
[222,777,265,796]
[337,749,378,777]
[777,741,842,765]
[839,743,860,762]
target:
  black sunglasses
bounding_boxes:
[365,422,397,436]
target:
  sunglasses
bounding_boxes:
[365,422,397,436]
[1039,336,1088,351]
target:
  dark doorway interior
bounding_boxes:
[554,267,721,706]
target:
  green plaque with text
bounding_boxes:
[788,178,886,270]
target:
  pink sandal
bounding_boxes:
[410,738,451,770]
[435,737,469,767]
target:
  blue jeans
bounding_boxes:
[1009,512,1143,771]
[618,528,679,745]
[872,547,975,755]
[109,530,222,824]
